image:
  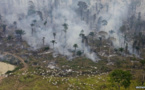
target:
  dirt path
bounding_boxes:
[0,52,28,84]
[3,52,28,71]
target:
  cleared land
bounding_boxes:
[0,62,15,75]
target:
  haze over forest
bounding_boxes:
[0,0,144,61]
[0,1,145,89]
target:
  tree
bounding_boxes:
[2,24,7,34]
[7,35,13,41]
[44,21,47,26]
[120,25,126,33]
[79,30,85,43]
[89,32,95,38]
[33,20,37,23]
[15,30,25,41]
[125,43,128,54]
[77,50,82,57]
[13,21,17,29]
[89,32,95,45]
[62,23,68,54]
[77,50,84,67]
[108,30,115,62]
[28,1,36,15]
[53,32,56,39]
[42,37,45,46]
[135,46,140,55]
[109,70,132,90]
[140,60,145,85]
[79,30,85,52]
[119,48,124,60]
[43,20,47,31]
[78,1,88,20]
[73,44,78,54]
[63,23,68,36]
[109,30,115,34]
[142,69,145,85]
[51,40,57,49]
[63,23,68,40]
[132,32,144,54]
[30,24,34,35]
[0,14,1,20]
[140,60,145,67]
[98,31,108,37]
[119,48,124,54]
[99,37,102,52]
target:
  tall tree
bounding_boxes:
[140,60,145,85]
[15,29,25,41]
[89,32,95,45]
[0,14,1,20]
[120,25,126,33]
[119,48,124,54]
[108,30,115,61]
[109,70,132,90]
[79,30,85,43]
[63,23,68,39]
[30,24,34,35]
[62,23,68,54]
[77,51,84,67]
[42,37,45,46]
[51,40,57,49]
[135,46,140,55]
[125,43,128,54]
[140,60,145,68]
[99,37,102,52]
[2,24,7,34]
[73,44,78,55]
[13,21,17,29]
[33,20,37,23]
[78,1,88,20]
[28,1,36,15]
[119,48,124,60]
[79,30,85,52]
[44,21,47,26]
[53,32,56,39]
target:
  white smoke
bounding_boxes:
[0,0,144,61]
[99,0,130,47]
[0,0,99,61]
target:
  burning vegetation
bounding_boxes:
[0,0,144,90]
